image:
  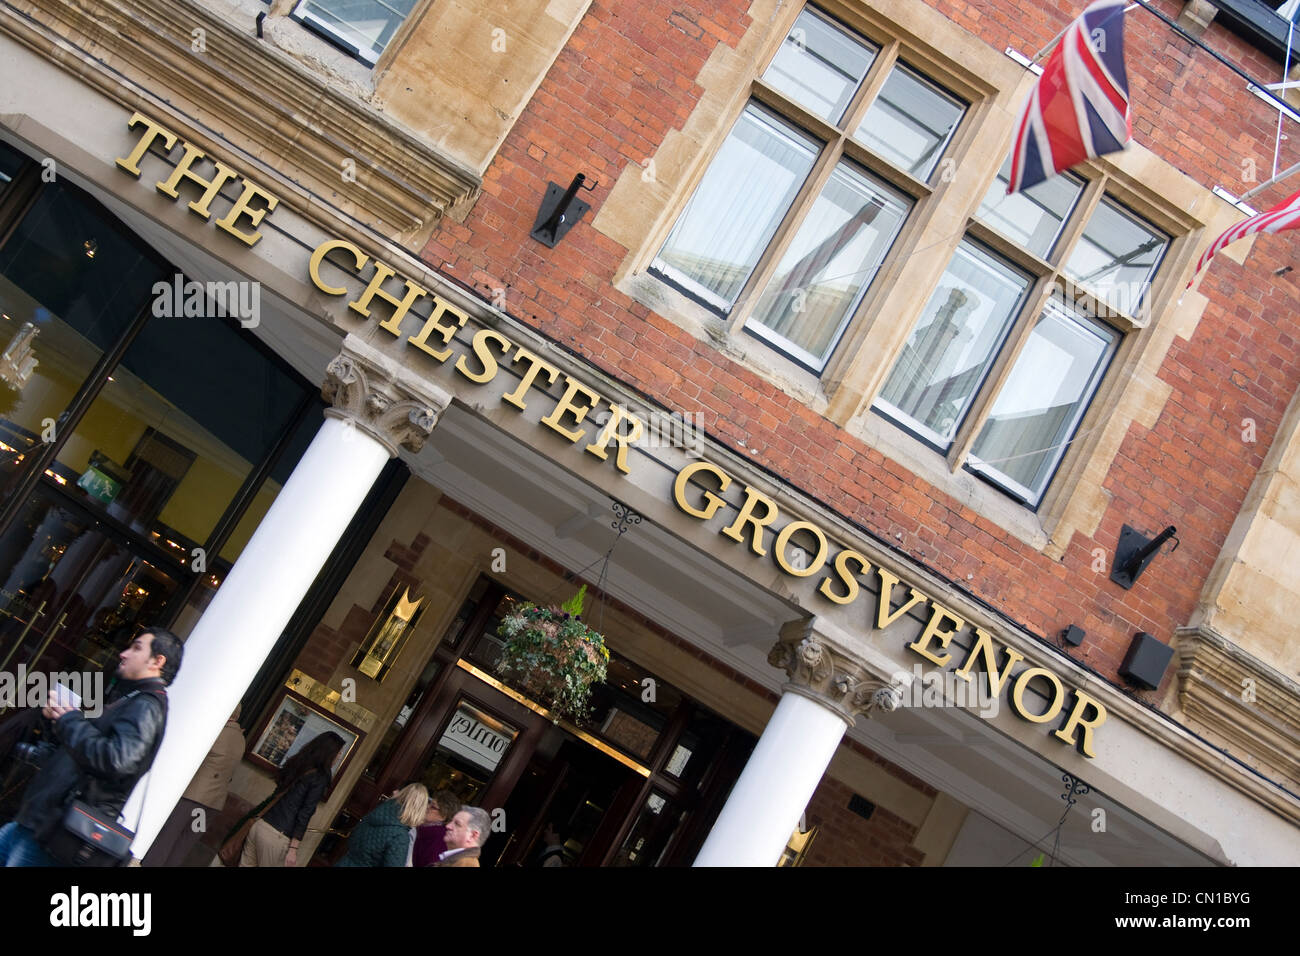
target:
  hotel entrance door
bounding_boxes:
[389,665,641,867]
[320,576,755,867]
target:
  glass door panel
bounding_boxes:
[0,485,178,678]
[414,697,520,806]
[610,791,687,867]
[50,292,306,551]
[497,735,632,868]
[0,182,167,487]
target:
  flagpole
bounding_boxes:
[1034,2,1139,62]
[1272,0,1299,178]
[1126,0,1299,117]
[1239,159,1300,201]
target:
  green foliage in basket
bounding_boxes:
[496,586,609,721]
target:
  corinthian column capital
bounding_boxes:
[768,619,904,726]
[322,335,453,455]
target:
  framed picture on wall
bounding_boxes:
[249,689,363,779]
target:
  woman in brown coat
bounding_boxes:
[144,705,245,866]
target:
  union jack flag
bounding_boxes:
[1007,1,1132,194]
[1189,188,1300,286]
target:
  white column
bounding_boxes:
[127,335,450,857]
[694,620,902,867]
[694,691,847,867]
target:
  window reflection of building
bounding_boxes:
[0,157,318,678]
[874,162,1167,506]
[650,9,966,372]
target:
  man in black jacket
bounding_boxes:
[0,628,182,866]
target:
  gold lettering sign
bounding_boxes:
[816,549,870,606]
[116,112,280,247]
[540,377,601,443]
[773,521,828,578]
[669,459,1107,755]
[115,122,1106,755]
[672,462,730,520]
[305,239,645,476]
[908,603,966,668]
[954,628,1023,698]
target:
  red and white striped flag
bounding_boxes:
[1007,0,1132,194]
[1189,188,1300,286]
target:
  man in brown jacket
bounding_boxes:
[142,705,245,866]
[433,806,488,866]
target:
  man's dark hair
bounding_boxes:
[431,789,460,821]
[142,627,183,685]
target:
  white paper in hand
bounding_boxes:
[53,682,82,709]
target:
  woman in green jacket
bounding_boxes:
[336,783,429,867]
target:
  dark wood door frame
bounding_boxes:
[497,757,570,866]
[382,666,544,804]
[372,581,506,798]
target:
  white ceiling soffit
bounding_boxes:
[421,406,796,664]
[851,695,1216,867]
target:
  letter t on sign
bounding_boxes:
[116,113,179,177]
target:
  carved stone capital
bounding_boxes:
[322,336,452,455]
[768,628,904,726]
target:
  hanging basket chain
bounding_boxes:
[593,499,641,635]
[496,498,641,722]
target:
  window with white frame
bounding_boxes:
[650,6,967,372]
[874,160,1169,508]
[292,0,417,64]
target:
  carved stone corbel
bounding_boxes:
[322,336,451,455]
[768,628,904,726]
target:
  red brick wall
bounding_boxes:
[801,774,927,866]
[418,0,1300,697]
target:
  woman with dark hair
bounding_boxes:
[239,731,344,867]
[413,789,461,867]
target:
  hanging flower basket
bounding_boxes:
[495,585,609,723]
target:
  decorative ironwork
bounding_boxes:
[544,499,644,636]
[1060,772,1091,807]
[610,499,642,536]
[1004,771,1094,867]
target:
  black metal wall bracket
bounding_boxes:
[530,174,596,248]
[1110,524,1179,590]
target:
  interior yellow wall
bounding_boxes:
[53,389,251,547]
[219,479,280,563]
[157,455,245,545]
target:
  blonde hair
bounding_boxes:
[394,783,430,827]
